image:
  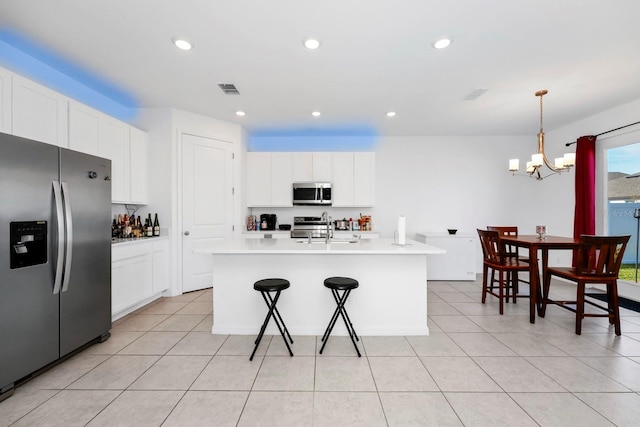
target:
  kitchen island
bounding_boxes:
[195,238,445,336]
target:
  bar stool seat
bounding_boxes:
[250,278,294,361]
[320,276,361,357]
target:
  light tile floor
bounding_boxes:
[3,278,640,426]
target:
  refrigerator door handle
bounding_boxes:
[52,181,65,295]
[61,181,73,292]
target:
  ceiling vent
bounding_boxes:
[218,83,240,95]
[463,88,488,101]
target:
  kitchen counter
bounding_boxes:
[196,238,445,336]
[197,237,440,254]
[111,235,169,245]
[241,230,380,239]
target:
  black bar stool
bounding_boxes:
[250,278,294,361]
[319,276,361,357]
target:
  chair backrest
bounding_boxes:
[487,226,518,237]
[477,229,503,265]
[576,235,631,276]
[487,226,518,255]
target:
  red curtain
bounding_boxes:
[573,135,597,263]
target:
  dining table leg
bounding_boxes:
[539,248,550,317]
[528,246,538,323]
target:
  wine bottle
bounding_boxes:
[153,213,160,237]
[146,217,153,237]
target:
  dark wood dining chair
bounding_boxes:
[477,229,530,314]
[486,226,529,301]
[542,235,630,335]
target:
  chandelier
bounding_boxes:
[509,90,575,180]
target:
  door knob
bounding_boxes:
[184,231,190,236]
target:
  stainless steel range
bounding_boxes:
[291,216,333,239]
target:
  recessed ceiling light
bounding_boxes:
[386,111,396,117]
[303,38,321,50]
[432,37,453,49]
[236,111,246,117]
[311,111,321,117]
[172,38,193,50]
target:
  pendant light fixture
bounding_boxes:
[509,90,575,180]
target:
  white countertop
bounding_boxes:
[416,231,475,238]
[112,235,169,246]
[195,238,445,255]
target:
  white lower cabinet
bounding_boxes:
[152,240,169,295]
[416,232,476,281]
[112,238,169,318]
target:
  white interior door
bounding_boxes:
[182,133,234,293]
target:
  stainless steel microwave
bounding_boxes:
[292,182,332,205]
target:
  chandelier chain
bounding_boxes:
[539,93,544,133]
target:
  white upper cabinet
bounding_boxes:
[332,152,375,207]
[247,152,271,206]
[69,100,148,204]
[332,153,354,206]
[248,151,375,207]
[270,153,293,206]
[0,67,11,134]
[292,152,332,182]
[247,152,293,207]
[353,152,375,206]
[68,101,100,155]
[99,116,129,203]
[312,152,332,181]
[11,74,68,147]
[4,68,149,205]
[292,153,313,182]
[129,127,148,205]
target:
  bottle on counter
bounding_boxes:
[111,219,118,238]
[146,217,153,237]
[153,213,160,237]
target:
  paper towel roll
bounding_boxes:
[398,215,406,245]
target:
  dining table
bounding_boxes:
[499,234,580,323]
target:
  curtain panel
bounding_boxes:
[573,135,597,264]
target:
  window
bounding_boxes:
[605,142,640,284]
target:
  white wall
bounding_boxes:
[370,135,577,270]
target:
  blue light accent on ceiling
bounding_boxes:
[0,28,138,122]
[249,125,379,151]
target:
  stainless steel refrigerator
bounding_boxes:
[0,132,112,400]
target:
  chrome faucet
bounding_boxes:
[322,211,331,243]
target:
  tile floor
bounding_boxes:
[2,278,640,426]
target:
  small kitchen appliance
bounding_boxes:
[260,214,277,230]
[292,182,332,206]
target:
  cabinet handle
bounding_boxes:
[184,231,190,236]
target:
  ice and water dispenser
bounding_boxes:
[10,221,47,269]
